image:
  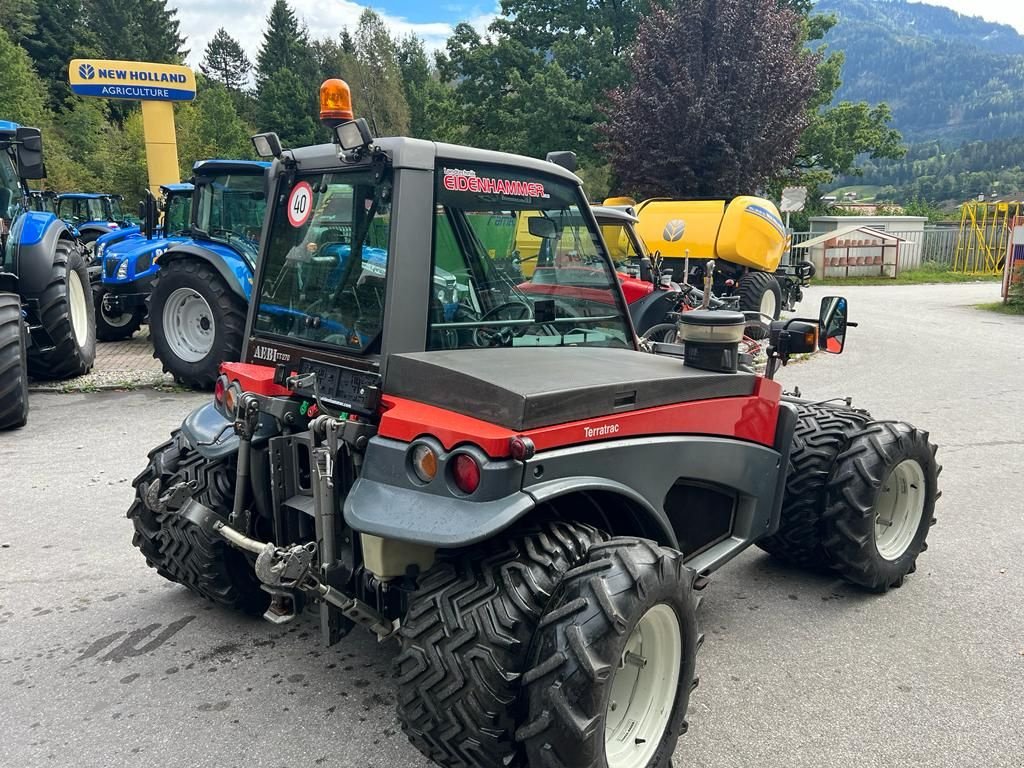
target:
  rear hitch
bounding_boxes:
[213,521,398,641]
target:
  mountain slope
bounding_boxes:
[817,0,1024,141]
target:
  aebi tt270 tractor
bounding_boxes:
[128,80,940,768]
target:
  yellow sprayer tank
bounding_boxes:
[629,196,788,272]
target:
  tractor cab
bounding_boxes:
[27,190,57,214]
[56,192,129,248]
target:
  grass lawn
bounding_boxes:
[977,301,1024,316]
[815,261,1001,286]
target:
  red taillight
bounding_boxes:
[509,436,535,461]
[214,375,227,404]
[451,453,481,494]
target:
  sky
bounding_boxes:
[170,0,1024,68]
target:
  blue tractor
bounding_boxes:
[101,160,269,388]
[0,120,95,429]
[93,182,193,341]
[55,192,130,251]
[27,189,57,214]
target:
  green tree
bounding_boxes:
[103,109,148,201]
[396,35,461,142]
[600,0,820,197]
[346,11,409,136]
[201,28,252,92]
[0,29,48,127]
[84,0,187,63]
[0,0,38,40]
[176,80,255,176]
[13,0,95,111]
[254,0,319,146]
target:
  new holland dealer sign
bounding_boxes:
[69,59,196,101]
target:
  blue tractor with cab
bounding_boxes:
[0,120,95,430]
[55,192,130,252]
[93,182,192,341]
[97,160,268,388]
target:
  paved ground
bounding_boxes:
[29,327,172,392]
[1,282,1021,768]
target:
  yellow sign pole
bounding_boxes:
[68,59,196,197]
[140,101,180,196]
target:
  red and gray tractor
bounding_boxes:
[127,80,940,768]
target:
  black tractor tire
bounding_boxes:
[757,403,871,569]
[149,259,247,390]
[738,270,782,340]
[395,521,607,768]
[94,287,144,342]
[25,238,96,379]
[518,538,699,768]
[821,422,939,592]
[0,292,29,430]
[127,428,269,615]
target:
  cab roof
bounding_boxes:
[0,120,20,135]
[285,138,583,185]
[592,205,638,224]
[193,159,271,176]
[58,192,119,200]
[161,182,194,193]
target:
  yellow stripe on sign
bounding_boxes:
[68,59,196,102]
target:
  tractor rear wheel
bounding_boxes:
[0,291,29,430]
[738,270,782,340]
[25,238,96,379]
[149,259,246,389]
[518,538,699,768]
[821,422,939,592]
[395,521,606,768]
[757,403,870,569]
[94,287,144,342]
[127,429,269,615]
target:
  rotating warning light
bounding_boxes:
[320,78,354,127]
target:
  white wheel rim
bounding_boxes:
[874,459,927,560]
[67,269,89,347]
[605,604,682,768]
[759,287,777,319]
[162,287,215,363]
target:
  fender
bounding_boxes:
[158,242,254,300]
[8,213,75,298]
[78,223,114,240]
[180,400,280,460]
[628,289,680,334]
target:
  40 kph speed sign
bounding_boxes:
[287,182,313,227]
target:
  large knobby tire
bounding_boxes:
[757,403,871,569]
[518,538,699,768]
[395,521,607,768]
[25,238,96,379]
[94,287,145,342]
[127,429,269,615]
[738,270,782,340]
[149,259,247,389]
[0,292,29,430]
[821,422,939,592]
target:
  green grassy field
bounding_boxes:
[815,261,1001,286]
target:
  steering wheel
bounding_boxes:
[473,301,532,347]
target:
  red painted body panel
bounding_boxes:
[378,377,782,459]
[220,361,292,397]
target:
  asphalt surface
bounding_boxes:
[1,282,1021,768]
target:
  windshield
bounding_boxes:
[253,170,392,354]
[108,197,123,221]
[164,192,192,236]
[194,173,266,259]
[428,163,632,350]
[0,152,21,220]
[600,220,647,267]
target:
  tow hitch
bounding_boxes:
[210,518,398,640]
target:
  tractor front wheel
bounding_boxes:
[738,270,782,340]
[822,422,939,592]
[0,291,29,430]
[149,259,246,389]
[25,238,96,379]
[94,287,144,342]
[127,429,269,614]
[395,521,606,768]
[518,538,699,768]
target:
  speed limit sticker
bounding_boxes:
[287,182,314,227]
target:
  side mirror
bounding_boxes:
[140,190,158,240]
[15,127,45,180]
[528,216,558,239]
[818,295,848,354]
[545,151,578,172]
